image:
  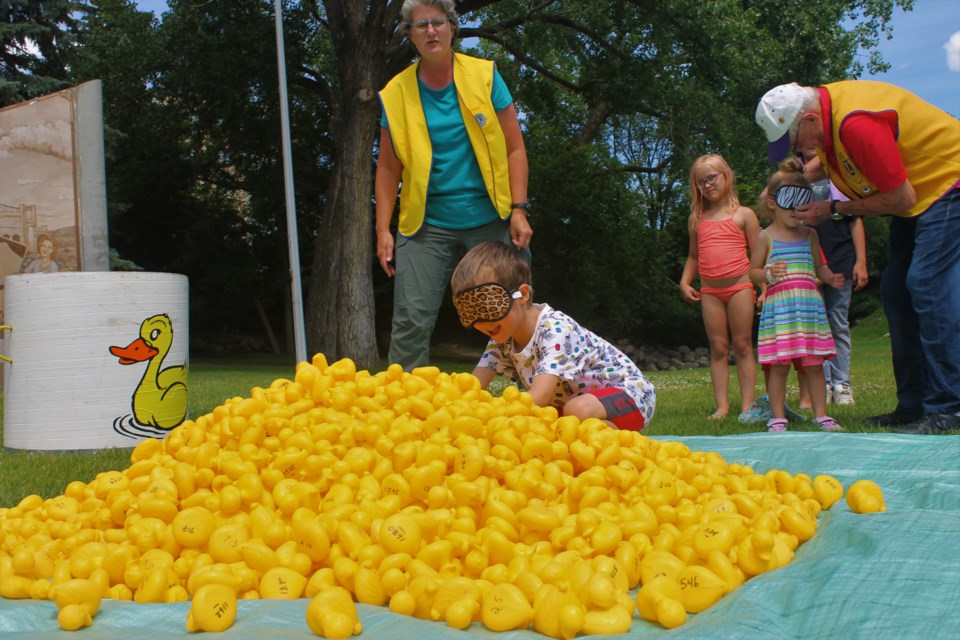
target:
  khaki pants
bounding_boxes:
[388,218,528,370]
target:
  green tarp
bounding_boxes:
[2,432,958,639]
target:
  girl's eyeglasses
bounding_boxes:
[696,173,720,188]
[774,185,813,210]
[411,17,450,31]
[453,283,523,328]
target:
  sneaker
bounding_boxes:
[739,395,772,425]
[766,418,788,432]
[738,394,809,425]
[815,416,844,432]
[832,384,854,405]
[863,410,923,427]
[895,413,960,435]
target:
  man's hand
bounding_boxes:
[795,199,830,225]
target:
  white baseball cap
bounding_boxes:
[756,83,805,162]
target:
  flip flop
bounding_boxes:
[707,412,728,421]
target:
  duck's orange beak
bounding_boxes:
[109,338,158,365]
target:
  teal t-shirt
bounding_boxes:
[381,67,513,230]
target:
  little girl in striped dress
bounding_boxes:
[750,159,844,433]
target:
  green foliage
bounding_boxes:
[108,247,143,271]
[0,0,82,105]
[2,0,911,352]
[459,0,909,346]
[69,0,334,339]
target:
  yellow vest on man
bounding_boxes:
[379,53,513,237]
[818,81,960,218]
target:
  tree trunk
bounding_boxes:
[304,16,384,371]
[305,116,380,369]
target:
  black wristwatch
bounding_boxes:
[830,199,843,221]
[511,202,530,211]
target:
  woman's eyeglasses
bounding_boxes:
[696,173,721,188]
[411,17,450,31]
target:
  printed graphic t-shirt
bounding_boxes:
[476,304,656,422]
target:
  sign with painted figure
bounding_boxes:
[0,80,109,322]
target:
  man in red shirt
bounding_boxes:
[756,81,960,434]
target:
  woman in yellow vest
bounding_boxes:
[375,0,532,370]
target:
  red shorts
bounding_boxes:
[577,388,646,431]
[761,354,827,372]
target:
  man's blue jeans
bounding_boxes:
[881,188,960,416]
[821,280,853,388]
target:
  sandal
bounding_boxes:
[766,418,788,433]
[707,412,728,421]
[816,416,844,432]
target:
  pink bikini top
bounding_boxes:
[697,215,750,280]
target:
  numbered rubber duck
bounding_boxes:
[109,314,188,429]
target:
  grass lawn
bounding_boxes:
[0,311,903,507]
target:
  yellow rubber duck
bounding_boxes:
[109,314,188,429]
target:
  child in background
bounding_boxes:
[451,241,656,430]
[795,159,868,408]
[679,154,760,421]
[750,159,844,433]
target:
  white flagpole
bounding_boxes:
[274,0,307,363]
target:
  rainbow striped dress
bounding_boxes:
[757,233,836,365]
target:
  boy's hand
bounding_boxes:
[852,262,869,291]
[829,273,845,290]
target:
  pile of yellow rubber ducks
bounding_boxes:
[0,355,884,637]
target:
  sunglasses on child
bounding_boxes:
[453,282,523,328]
[774,184,813,210]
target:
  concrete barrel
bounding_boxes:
[2,272,189,450]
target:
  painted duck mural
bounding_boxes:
[109,313,188,431]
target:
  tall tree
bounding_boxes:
[72,0,334,346]
[301,0,908,368]
[60,0,908,361]
[0,0,82,105]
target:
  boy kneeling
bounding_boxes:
[452,241,656,430]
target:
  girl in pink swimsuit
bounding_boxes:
[680,154,760,420]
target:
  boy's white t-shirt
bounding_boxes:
[476,304,656,422]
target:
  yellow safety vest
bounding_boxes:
[379,53,512,237]
[817,81,960,217]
